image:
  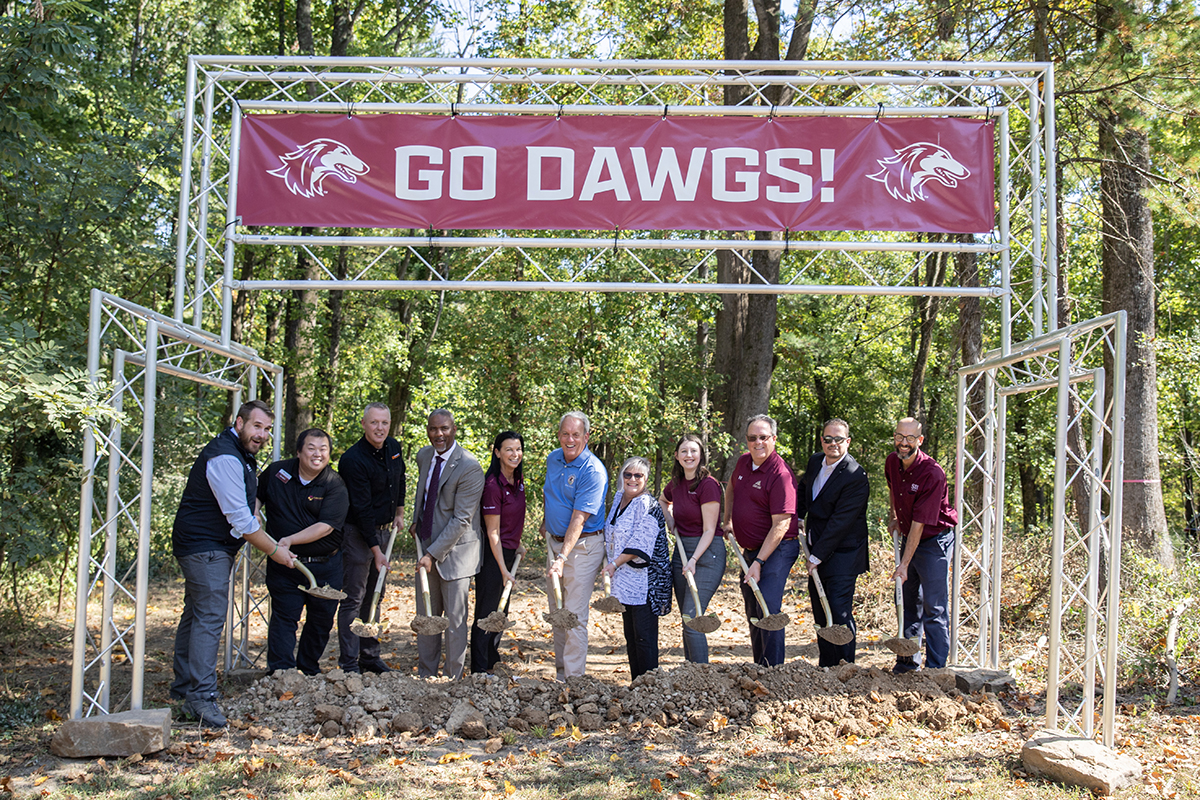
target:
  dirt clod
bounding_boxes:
[477,611,512,632]
[543,608,580,629]
[411,615,449,635]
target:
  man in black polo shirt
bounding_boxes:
[172,399,296,728]
[337,403,406,674]
[258,427,349,675]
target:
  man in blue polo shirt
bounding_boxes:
[541,411,608,679]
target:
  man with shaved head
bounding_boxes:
[337,402,406,674]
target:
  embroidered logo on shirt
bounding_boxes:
[911,483,920,492]
[752,480,762,489]
[391,453,400,459]
[567,475,575,486]
[308,494,323,502]
[276,470,291,483]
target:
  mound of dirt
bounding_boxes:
[227,660,1005,748]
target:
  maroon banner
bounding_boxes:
[237,114,994,234]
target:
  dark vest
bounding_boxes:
[172,428,257,557]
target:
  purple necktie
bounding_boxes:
[419,455,444,541]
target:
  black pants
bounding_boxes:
[808,568,859,667]
[469,545,517,673]
[621,602,659,680]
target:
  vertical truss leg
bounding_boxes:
[1103,314,1128,747]
[131,321,158,710]
[990,393,1008,669]
[1082,370,1105,738]
[99,351,128,711]
[951,372,967,665]
[1046,336,1071,731]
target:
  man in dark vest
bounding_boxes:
[171,400,296,728]
[337,402,406,673]
[258,428,349,676]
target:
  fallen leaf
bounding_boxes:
[33,776,49,786]
[650,777,663,792]
[504,779,516,795]
[347,758,362,770]
[278,691,294,701]
[437,752,472,764]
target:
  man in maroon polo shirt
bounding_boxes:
[886,417,958,672]
[722,414,799,666]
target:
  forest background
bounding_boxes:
[2,0,1200,690]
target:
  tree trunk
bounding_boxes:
[908,242,947,420]
[1098,99,1173,568]
[284,241,318,453]
[712,0,816,477]
[324,245,349,430]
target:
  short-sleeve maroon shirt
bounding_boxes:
[729,452,799,549]
[885,450,958,538]
[663,475,723,538]
[481,472,526,549]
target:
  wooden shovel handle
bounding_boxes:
[674,532,705,615]
[294,561,318,590]
[414,535,435,616]
[797,537,836,626]
[729,540,775,616]
[497,552,524,609]
[366,525,399,624]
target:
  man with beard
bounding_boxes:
[337,402,406,674]
[886,417,958,672]
[171,400,297,728]
[796,418,870,667]
[258,428,349,676]
[411,409,484,679]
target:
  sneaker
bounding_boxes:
[181,697,228,728]
[358,658,392,674]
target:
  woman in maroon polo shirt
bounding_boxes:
[469,430,527,674]
[660,433,726,663]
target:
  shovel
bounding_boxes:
[542,535,580,630]
[730,543,790,631]
[350,524,397,639]
[675,532,720,634]
[410,535,450,636]
[591,571,625,614]
[293,561,348,601]
[798,539,854,646]
[883,531,920,657]
[478,552,524,633]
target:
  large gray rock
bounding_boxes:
[51,709,171,758]
[1021,728,1142,795]
[944,666,1016,694]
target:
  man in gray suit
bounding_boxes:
[410,409,484,679]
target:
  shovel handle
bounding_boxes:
[414,535,435,616]
[729,540,775,616]
[497,552,524,609]
[674,532,705,615]
[797,537,837,627]
[550,572,565,610]
[294,561,318,590]
[365,525,399,624]
[602,571,614,596]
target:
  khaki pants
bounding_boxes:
[546,535,605,680]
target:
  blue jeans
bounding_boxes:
[266,554,342,674]
[671,535,726,663]
[172,549,236,702]
[897,528,955,670]
[739,538,799,667]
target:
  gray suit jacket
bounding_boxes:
[412,443,484,581]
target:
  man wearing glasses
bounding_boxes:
[886,417,958,672]
[722,414,799,666]
[796,418,870,667]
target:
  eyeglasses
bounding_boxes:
[822,435,847,444]
[894,434,920,443]
[622,472,646,480]
[746,434,774,442]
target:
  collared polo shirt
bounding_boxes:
[481,471,526,549]
[543,447,608,537]
[729,451,798,549]
[257,458,349,557]
[663,475,722,538]
[885,449,958,538]
[337,435,405,549]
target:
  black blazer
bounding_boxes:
[796,452,870,576]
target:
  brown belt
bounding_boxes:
[552,530,602,540]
